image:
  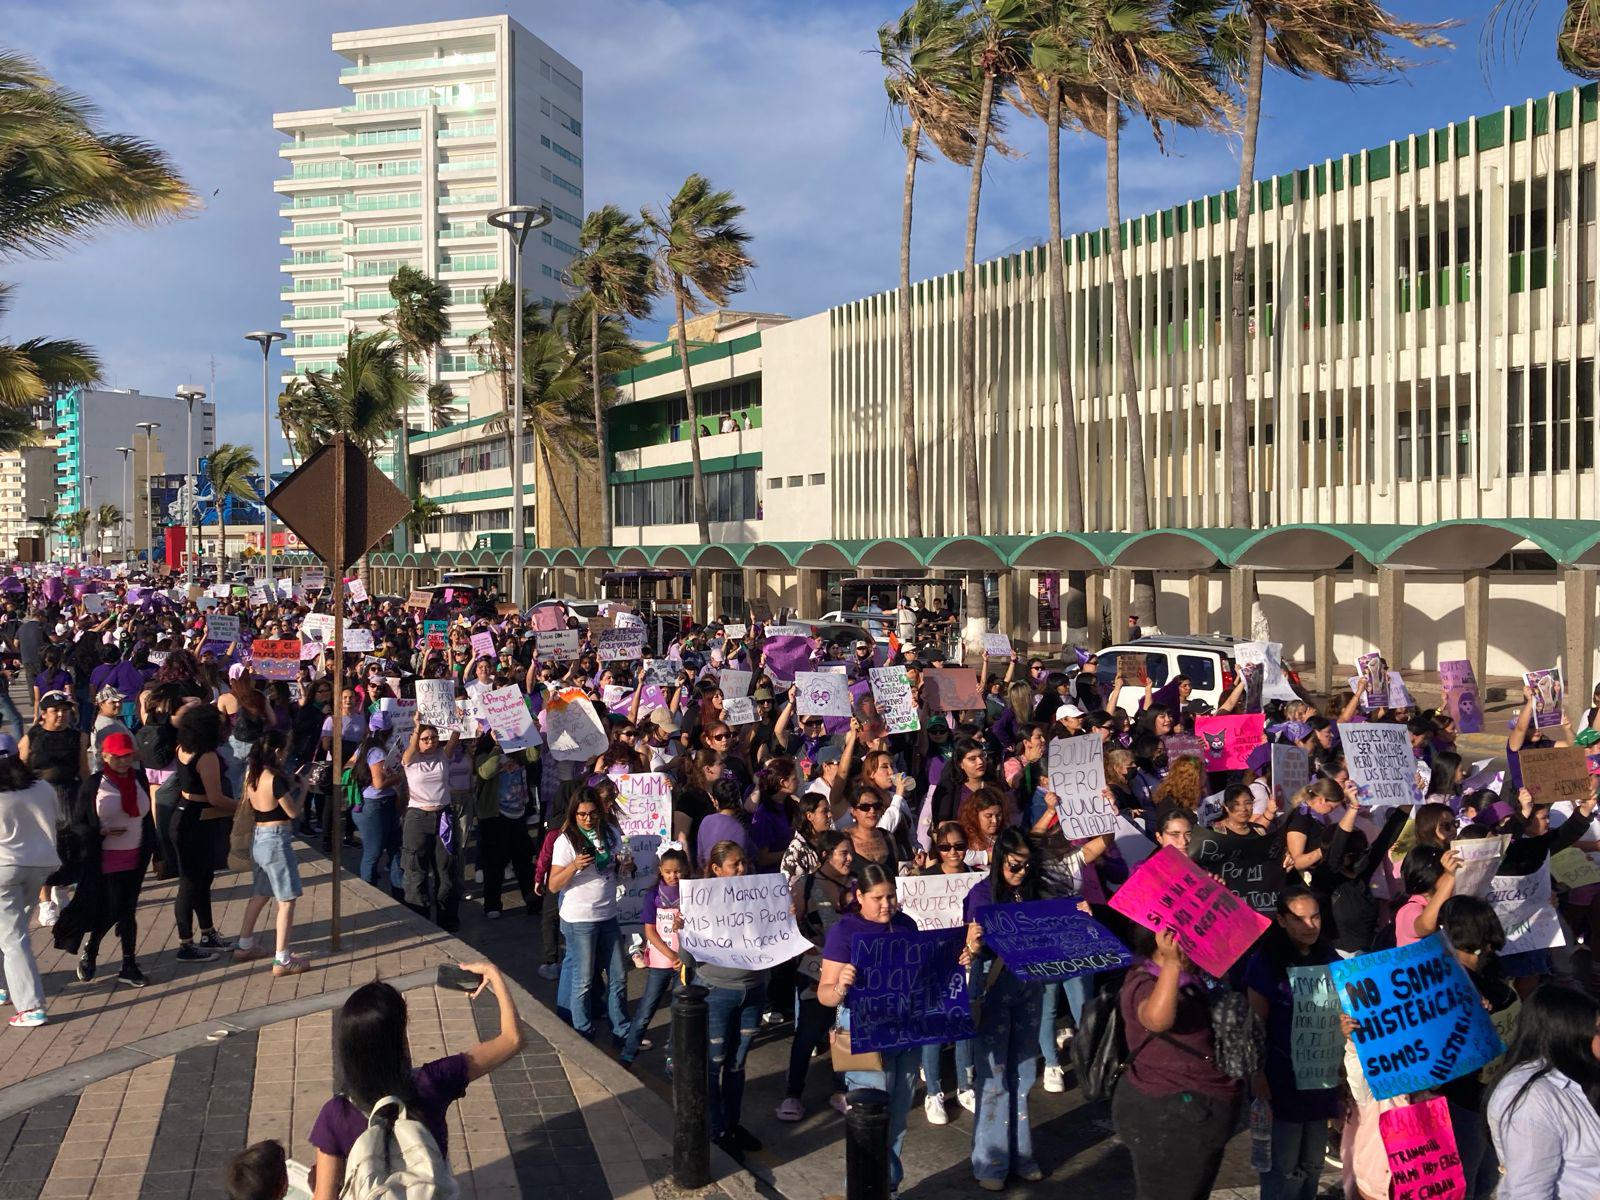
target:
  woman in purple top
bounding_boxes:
[695,778,754,872]
[309,963,524,1200]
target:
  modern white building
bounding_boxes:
[53,387,214,533]
[273,15,584,457]
[0,446,55,552]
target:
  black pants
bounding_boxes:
[478,814,533,914]
[402,806,461,929]
[784,992,842,1099]
[153,795,179,878]
[86,868,142,961]
[1111,1082,1240,1200]
[172,806,219,941]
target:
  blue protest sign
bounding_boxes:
[848,928,972,1054]
[976,899,1134,982]
[1330,934,1505,1101]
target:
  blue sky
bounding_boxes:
[2,0,1587,455]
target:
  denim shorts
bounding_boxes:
[251,824,302,901]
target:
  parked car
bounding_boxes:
[1093,634,1304,716]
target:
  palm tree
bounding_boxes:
[94,502,121,558]
[0,283,101,408]
[204,443,260,580]
[880,0,982,538]
[406,494,442,542]
[61,509,88,561]
[642,175,755,543]
[570,204,654,547]
[425,382,458,431]
[382,266,451,552]
[31,507,60,561]
[276,378,316,468]
[1486,1,1600,77]
[286,333,422,455]
[0,399,42,451]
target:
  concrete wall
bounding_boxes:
[757,312,833,541]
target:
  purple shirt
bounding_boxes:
[821,910,919,964]
[750,804,791,855]
[309,1053,470,1161]
[695,812,754,869]
[640,881,680,926]
[963,877,994,924]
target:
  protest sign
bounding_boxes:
[82,593,106,615]
[868,666,919,734]
[895,873,982,930]
[1234,641,1299,703]
[1357,652,1386,706]
[678,873,808,970]
[1450,836,1508,899]
[642,658,679,689]
[1108,846,1270,977]
[796,671,852,718]
[1045,734,1115,839]
[536,630,580,662]
[848,928,973,1054]
[1339,723,1423,807]
[300,613,334,644]
[615,773,672,929]
[981,632,1012,657]
[596,627,645,662]
[1379,1098,1466,1200]
[761,635,813,685]
[719,668,752,699]
[342,628,375,653]
[480,685,539,751]
[722,696,757,726]
[532,606,566,632]
[976,899,1133,982]
[250,639,301,682]
[763,624,806,638]
[1480,1001,1522,1092]
[1162,733,1207,764]
[205,614,239,643]
[346,577,368,605]
[302,568,325,591]
[1517,745,1591,803]
[545,689,610,762]
[922,668,983,713]
[1192,830,1287,914]
[1113,813,1159,870]
[1550,845,1600,889]
[1488,866,1565,954]
[405,589,431,610]
[1331,934,1505,1100]
[423,619,446,650]
[1194,713,1265,772]
[1439,660,1484,734]
[415,679,457,730]
[1288,964,1342,1090]
[723,623,748,641]
[1270,744,1311,807]
[469,631,495,661]
[1524,667,1565,728]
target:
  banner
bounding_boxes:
[1488,866,1565,955]
[678,872,809,970]
[1045,734,1115,839]
[1378,1097,1466,1200]
[1518,745,1591,803]
[1194,713,1265,772]
[761,635,813,685]
[615,773,672,930]
[1331,934,1505,1100]
[536,630,580,662]
[869,666,920,734]
[545,689,609,762]
[848,929,973,1054]
[250,639,301,681]
[1340,723,1423,807]
[1450,836,1508,899]
[1288,964,1343,1090]
[796,671,852,718]
[481,685,539,751]
[1270,744,1311,807]
[922,667,983,713]
[1108,846,1269,977]
[895,873,982,930]
[1524,667,1565,728]
[975,899,1133,982]
[1438,660,1484,734]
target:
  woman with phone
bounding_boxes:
[547,789,633,1046]
[231,730,308,976]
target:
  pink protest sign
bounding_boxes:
[1108,845,1269,977]
[1194,713,1265,772]
[533,606,566,632]
[470,631,495,661]
[1379,1097,1465,1200]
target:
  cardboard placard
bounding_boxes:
[423,619,446,650]
[1191,829,1288,914]
[868,666,919,734]
[975,899,1133,982]
[678,873,809,970]
[346,577,368,605]
[1163,733,1207,763]
[596,627,646,662]
[250,638,301,681]
[722,696,757,726]
[1045,734,1115,839]
[615,773,672,930]
[1288,964,1342,1090]
[1524,667,1565,728]
[1339,723,1424,807]
[532,606,566,632]
[1270,743,1311,807]
[1233,641,1299,703]
[480,685,539,751]
[1108,846,1270,977]
[796,671,852,719]
[1378,1097,1467,1200]
[536,629,580,662]
[342,627,375,653]
[723,623,748,641]
[545,689,609,762]
[1518,745,1592,803]
[718,668,752,699]
[470,631,495,661]
[1357,652,1386,706]
[1450,836,1508,898]
[922,667,983,713]
[405,589,431,610]
[205,614,239,643]
[847,928,973,1054]
[981,632,1012,657]
[1549,845,1600,890]
[895,873,981,931]
[1488,866,1566,955]
[414,679,457,730]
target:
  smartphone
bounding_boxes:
[435,964,483,993]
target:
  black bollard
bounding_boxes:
[672,983,710,1189]
[845,1087,891,1200]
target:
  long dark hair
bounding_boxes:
[1426,752,1462,799]
[0,750,37,792]
[334,981,418,1111]
[987,827,1039,905]
[1502,984,1600,1118]
[560,786,616,859]
[246,729,289,792]
[174,702,222,755]
[154,648,203,687]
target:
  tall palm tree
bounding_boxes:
[0,283,101,408]
[406,495,442,542]
[383,265,451,551]
[94,502,121,558]
[425,382,458,431]
[880,0,982,538]
[1224,2,1449,529]
[1485,1,1600,77]
[642,175,755,543]
[0,398,42,451]
[204,443,260,580]
[276,378,316,468]
[287,332,423,455]
[61,509,88,561]
[570,204,654,547]
[32,507,60,561]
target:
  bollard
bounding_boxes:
[845,1087,891,1200]
[672,983,710,1189]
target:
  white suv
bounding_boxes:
[1093,636,1242,716]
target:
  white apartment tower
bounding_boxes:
[273,16,584,456]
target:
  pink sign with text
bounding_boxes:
[1108,845,1269,977]
[1379,1097,1464,1200]
[1194,713,1265,772]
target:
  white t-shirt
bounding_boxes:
[404,756,450,811]
[552,832,620,922]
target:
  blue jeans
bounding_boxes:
[842,1039,919,1192]
[1039,974,1090,1067]
[972,972,1043,1183]
[351,795,396,886]
[705,981,766,1139]
[620,967,675,1063]
[1260,1118,1329,1200]
[561,917,630,1042]
[0,688,22,739]
[921,1038,974,1098]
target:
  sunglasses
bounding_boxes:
[1002,858,1031,873]
[854,803,884,813]
[938,842,968,852]
[707,732,730,741]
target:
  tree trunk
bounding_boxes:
[899,117,925,539]
[1105,95,1157,627]
[1228,12,1267,530]
[217,514,227,581]
[592,304,611,547]
[959,70,997,539]
[1047,86,1089,643]
[676,285,711,544]
[537,437,581,545]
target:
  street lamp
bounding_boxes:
[84,476,96,562]
[135,421,159,571]
[176,385,206,585]
[486,204,552,610]
[244,331,285,585]
[115,447,133,562]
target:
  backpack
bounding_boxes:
[339,1096,458,1200]
[1071,986,1129,1104]
[135,720,177,771]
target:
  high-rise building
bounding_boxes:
[273,16,584,470]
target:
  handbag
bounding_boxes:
[829,1026,883,1073]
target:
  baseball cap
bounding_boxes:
[815,743,845,765]
[647,706,681,734]
[101,731,136,758]
[38,691,73,711]
[1060,704,1085,719]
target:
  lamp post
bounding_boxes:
[84,476,97,562]
[135,422,159,571]
[486,204,552,610]
[244,331,285,585]
[115,447,133,562]
[176,385,205,584]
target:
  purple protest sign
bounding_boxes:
[762,635,813,685]
[1439,660,1484,734]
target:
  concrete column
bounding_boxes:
[1229,567,1256,640]
[1564,567,1597,726]
[997,570,1016,642]
[1464,569,1489,691]
[1110,569,1132,640]
[705,570,723,624]
[1187,572,1208,636]
[1377,567,1405,670]
[1313,570,1336,695]
[797,569,826,619]
[1085,572,1104,650]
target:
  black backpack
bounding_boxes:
[135,719,177,771]
[1071,986,1129,1104]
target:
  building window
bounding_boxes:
[1508,361,1596,475]
[539,166,581,199]
[787,476,803,487]
[809,473,825,486]
[767,477,783,489]
[611,468,758,528]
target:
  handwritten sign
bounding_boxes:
[722,623,748,641]
[722,696,757,726]
[869,666,919,734]
[895,873,981,931]
[1331,934,1505,1100]
[345,577,368,605]
[1288,964,1342,1090]
[545,689,609,762]
[1379,1097,1466,1200]
[536,629,580,662]
[981,632,1012,658]
[1108,845,1269,977]
[719,668,751,699]
[1045,734,1114,839]
[405,589,431,610]
[343,627,375,653]
[1339,723,1422,807]
[1518,745,1592,803]
[205,614,239,643]
[848,928,972,1054]
[1270,744,1310,807]
[796,671,852,718]
[481,685,539,751]
[414,679,457,730]
[1194,713,1265,772]
[678,872,808,970]
[1438,660,1483,734]
[1480,1000,1521,1092]
[597,627,645,662]
[423,619,446,650]
[1488,866,1565,954]
[250,639,301,682]
[976,899,1133,981]
[922,668,983,713]
[1192,830,1287,914]
[615,773,672,929]
[469,631,495,661]
[1550,845,1600,889]
[1450,836,1508,899]
[1524,667,1565,728]
[532,605,566,632]
[300,613,334,644]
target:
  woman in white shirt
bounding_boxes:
[0,738,60,1026]
[400,721,461,930]
[1487,982,1600,1200]
[548,789,634,1045]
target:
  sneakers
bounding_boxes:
[976,1178,1004,1193]
[829,1092,849,1116]
[536,963,560,980]
[76,951,95,983]
[36,900,58,928]
[924,1093,949,1125]
[1017,1166,1045,1183]
[232,944,271,963]
[485,910,501,921]
[1055,1027,1075,1051]
[1043,1065,1066,1093]
[175,943,217,963]
[8,1010,45,1028]
[117,962,147,989]
[272,955,309,977]
[774,1097,805,1122]
[957,1088,976,1113]
[198,931,235,952]
[761,1010,786,1027]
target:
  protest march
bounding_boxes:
[0,564,1597,1200]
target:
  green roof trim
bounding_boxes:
[611,332,763,388]
[608,452,760,485]
[408,413,498,446]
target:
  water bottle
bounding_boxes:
[1249,1099,1272,1173]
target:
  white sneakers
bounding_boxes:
[957,1087,976,1113]
[36,900,58,928]
[924,1093,949,1125]
[1043,1065,1066,1093]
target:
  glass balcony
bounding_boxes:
[438,159,495,175]
[339,51,495,78]
[439,121,496,140]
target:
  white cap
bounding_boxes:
[228,662,246,681]
[1061,704,1085,718]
